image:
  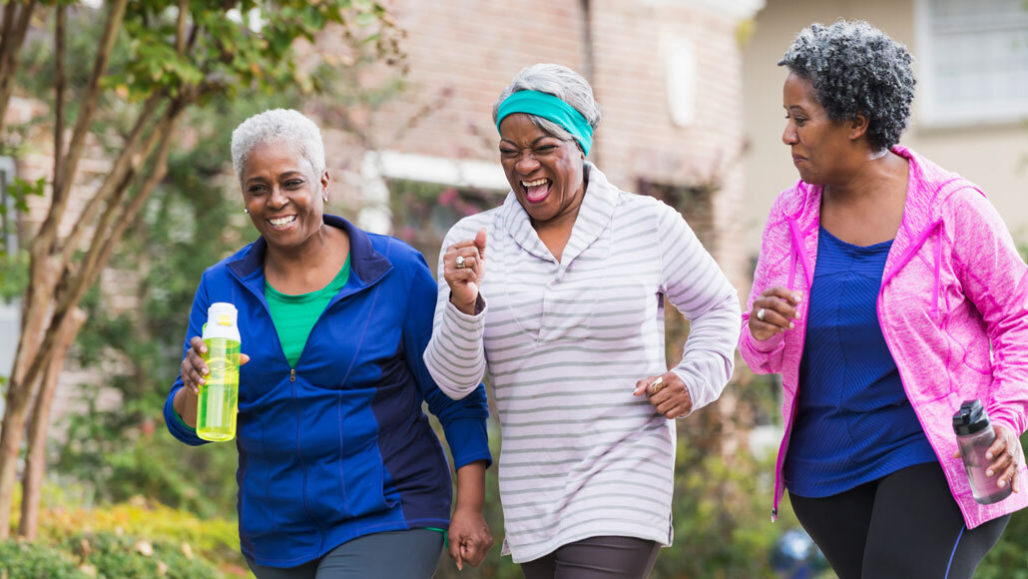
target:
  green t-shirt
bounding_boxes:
[265,256,351,367]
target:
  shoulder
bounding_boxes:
[443,206,503,242]
[202,241,257,283]
[768,181,812,223]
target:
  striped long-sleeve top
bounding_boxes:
[424,164,740,563]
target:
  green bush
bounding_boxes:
[63,531,219,579]
[0,539,87,579]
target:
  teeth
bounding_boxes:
[269,215,296,226]
[522,178,548,187]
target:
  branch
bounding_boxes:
[59,94,163,265]
[17,98,186,406]
[0,1,38,138]
[39,0,128,254]
[53,4,67,193]
[175,0,188,55]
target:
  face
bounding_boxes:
[241,140,329,251]
[781,72,861,185]
[498,113,585,226]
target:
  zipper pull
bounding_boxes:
[771,508,778,523]
[290,368,296,382]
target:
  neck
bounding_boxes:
[824,149,906,205]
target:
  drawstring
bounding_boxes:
[881,219,944,321]
[787,219,814,290]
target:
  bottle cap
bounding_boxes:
[207,302,238,327]
[953,399,990,436]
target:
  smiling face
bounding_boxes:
[499,113,586,228]
[781,72,860,185]
[241,140,329,252]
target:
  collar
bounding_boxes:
[497,163,618,266]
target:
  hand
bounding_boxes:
[180,336,250,394]
[447,507,493,570]
[748,287,802,341]
[633,372,692,419]
[954,425,1023,493]
[444,228,487,315]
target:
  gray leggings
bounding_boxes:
[245,528,443,579]
[520,535,662,579]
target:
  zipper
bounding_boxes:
[290,368,296,382]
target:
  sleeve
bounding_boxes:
[403,247,492,469]
[163,274,211,446]
[422,222,489,400]
[949,189,1028,436]
[738,193,791,374]
[655,202,741,412]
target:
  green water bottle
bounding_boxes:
[197,302,241,442]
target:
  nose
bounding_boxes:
[514,151,540,174]
[268,185,288,209]
[782,121,798,146]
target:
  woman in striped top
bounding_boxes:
[423,63,741,577]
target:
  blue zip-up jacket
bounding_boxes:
[164,215,491,568]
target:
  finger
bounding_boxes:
[189,336,208,355]
[240,353,250,366]
[448,536,461,566]
[987,451,1014,477]
[998,464,1016,489]
[985,437,1007,461]
[750,306,796,331]
[474,228,487,258]
[1013,469,1021,494]
[633,376,659,396]
[761,287,803,305]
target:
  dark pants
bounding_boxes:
[245,529,443,579]
[520,535,661,579]
[790,462,1010,579]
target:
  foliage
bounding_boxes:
[63,531,219,579]
[0,539,86,579]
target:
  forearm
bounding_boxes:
[454,460,487,514]
[424,300,488,399]
[173,386,198,428]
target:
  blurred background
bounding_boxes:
[0,0,1025,577]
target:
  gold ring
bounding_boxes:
[647,376,665,395]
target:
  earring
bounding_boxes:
[243,208,249,214]
[322,196,328,203]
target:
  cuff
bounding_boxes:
[442,415,493,470]
[164,387,208,446]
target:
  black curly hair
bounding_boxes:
[779,20,915,152]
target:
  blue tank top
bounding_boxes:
[784,226,936,497]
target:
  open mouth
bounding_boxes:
[522,178,551,203]
[268,215,297,229]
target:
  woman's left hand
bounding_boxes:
[633,372,693,419]
[986,425,1022,493]
[447,507,493,570]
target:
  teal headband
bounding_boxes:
[496,90,594,156]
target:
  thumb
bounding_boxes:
[240,353,251,366]
[475,228,487,257]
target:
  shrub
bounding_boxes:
[0,539,87,578]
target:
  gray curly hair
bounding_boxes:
[230,109,326,183]
[492,63,601,151]
[779,20,915,152]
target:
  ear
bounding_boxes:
[848,113,870,141]
[320,170,331,199]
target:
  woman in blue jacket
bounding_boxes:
[164,109,492,579]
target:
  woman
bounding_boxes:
[423,64,741,577]
[164,109,492,578]
[741,21,1028,578]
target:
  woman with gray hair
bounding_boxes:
[424,64,741,576]
[165,108,493,578]
[740,20,1028,578]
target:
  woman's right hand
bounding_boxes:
[748,287,802,341]
[180,336,250,394]
[443,228,487,315]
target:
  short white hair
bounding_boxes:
[230,109,326,182]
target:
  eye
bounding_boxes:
[535,145,557,153]
[247,184,267,195]
[499,147,517,156]
[285,179,304,189]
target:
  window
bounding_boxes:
[917,0,1028,126]
[0,156,20,399]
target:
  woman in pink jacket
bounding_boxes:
[741,20,1028,578]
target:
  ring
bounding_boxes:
[455,255,466,269]
[647,376,664,395]
[756,308,766,321]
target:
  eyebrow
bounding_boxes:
[500,136,557,147]
[245,171,304,184]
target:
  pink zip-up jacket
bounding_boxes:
[740,146,1028,528]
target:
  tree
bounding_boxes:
[0,0,403,539]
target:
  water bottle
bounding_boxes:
[952,400,1012,505]
[197,302,241,442]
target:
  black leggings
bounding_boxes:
[789,462,1010,579]
[520,535,661,579]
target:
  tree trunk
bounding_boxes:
[18,307,85,539]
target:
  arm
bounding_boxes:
[404,247,492,469]
[164,279,212,446]
[738,194,795,374]
[448,460,493,569]
[949,189,1028,437]
[654,201,741,413]
[423,224,489,399]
